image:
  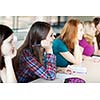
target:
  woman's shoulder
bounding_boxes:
[79,38,87,43]
[53,38,64,45]
[53,38,68,52]
[79,38,88,48]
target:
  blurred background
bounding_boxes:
[0,16,96,48]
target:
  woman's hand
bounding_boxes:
[3,47,17,59]
[41,39,53,54]
[74,40,83,64]
[4,54,17,83]
[10,48,17,58]
[57,67,73,74]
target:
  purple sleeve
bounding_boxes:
[79,38,95,56]
[83,45,95,56]
[79,38,88,48]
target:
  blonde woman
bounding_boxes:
[79,21,98,57]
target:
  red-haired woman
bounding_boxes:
[53,19,84,74]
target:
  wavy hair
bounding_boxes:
[60,19,81,51]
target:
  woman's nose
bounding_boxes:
[13,36,17,43]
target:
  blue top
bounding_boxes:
[52,38,70,67]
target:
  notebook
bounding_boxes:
[92,55,100,59]
[68,65,87,74]
[56,66,87,81]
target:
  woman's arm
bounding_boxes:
[60,41,83,65]
[3,48,17,83]
[20,49,56,81]
[4,56,17,83]
[93,37,99,54]
[57,67,73,74]
[73,41,83,64]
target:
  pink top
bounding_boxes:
[79,38,95,56]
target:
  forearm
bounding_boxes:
[25,54,56,80]
[74,42,82,64]
[57,66,73,74]
[93,37,98,54]
[23,49,56,80]
[4,56,17,83]
[41,54,56,80]
[57,67,66,73]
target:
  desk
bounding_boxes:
[32,59,100,83]
[80,60,100,82]
[56,60,100,83]
[32,78,63,83]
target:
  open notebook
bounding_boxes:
[92,55,100,59]
[68,65,87,74]
[56,65,87,81]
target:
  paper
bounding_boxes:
[92,56,100,60]
[56,73,75,81]
[68,65,87,74]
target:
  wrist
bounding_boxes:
[4,56,11,59]
[46,49,53,54]
[4,56,12,68]
[46,52,53,54]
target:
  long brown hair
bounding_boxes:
[60,19,81,51]
[13,21,51,71]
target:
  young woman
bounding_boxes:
[79,21,97,57]
[0,25,17,83]
[13,21,56,83]
[52,19,84,74]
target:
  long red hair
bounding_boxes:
[60,19,81,51]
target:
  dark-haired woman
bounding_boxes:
[0,25,17,83]
[13,21,56,83]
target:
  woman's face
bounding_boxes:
[77,23,84,40]
[96,22,100,32]
[46,27,55,42]
[90,23,97,35]
[1,34,16,56]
